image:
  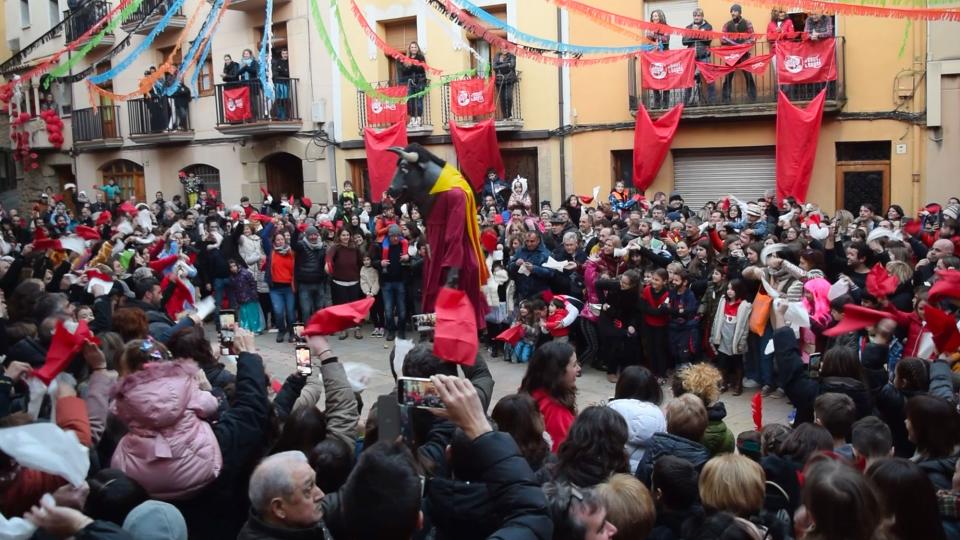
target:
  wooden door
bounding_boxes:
[835,161,890,215]
[347,159,370,201]
[101,160,145,202]
[263,153,304,198]
[501,147,539,209]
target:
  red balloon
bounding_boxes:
[29,153,38,159]
[30,162,39,170]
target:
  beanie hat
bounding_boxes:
[746,202,762,217]
[305,226,319,237]
[669,191,683,203]
[944,204,960,222]
[123,501,188,540]
[731,3,743,11]
[388,224,402,237]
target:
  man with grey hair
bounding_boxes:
[683,7,716,105]
[238,451,328,539]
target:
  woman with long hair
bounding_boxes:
[645,9,670,108]
[491,393,551,472]
[326,227,364,339]
[867,457,947,540]
[608,366,666,473]
[552,406,629,487]
[798,460,884,540]
[906,395,960,490]
[519,341,580,451]
[398,41,427,127]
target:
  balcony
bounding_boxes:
[214,79,302,136]
[128,97,194,144]
[72,106,123,151]
[356,81,434,137]
[120,0,188,36]
[628,37,845,120]
[441,74,523,131]
[63,2,116,50]
[26,115,72,151]
[206,0,291,11]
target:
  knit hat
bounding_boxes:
[730,3,742,12]
[123,501,188,540]
[746,202,762,217]
[944,204,960,222]
[388,224,402,237]
[669,191,683,203]
[305,225,319,237]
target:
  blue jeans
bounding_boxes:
[270,286,296,333]
[745,326,775,386]
[298,281,329,321]
[382,281,407,332]
[213,277,232,330]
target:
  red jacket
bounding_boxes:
[531,388,575,452]
[766,19,797,44]
[545,309,570,338]
[884,304,931,358]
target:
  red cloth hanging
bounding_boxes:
[365,86,408,125]
[223,86,252,122]
[363,122,409,203]
[710,43,753,66]
[775,38,837,84]
[640,49,696,90]
[433,288,478,366]
[775,89,826,204]
[449,77,496,116]
[304,297,375,336]
[632,103,684,192]
[696,62,736,83]
[450,119,505,191]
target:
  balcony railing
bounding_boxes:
[628,37,845,119]
[120,0,187,35]
[128,97,195,143]
[72,106,122,150]
[64,1,115,46]
[214,79,302,135]
[441,74,523,131]
[206,0,290,11]
[356,81,433,136]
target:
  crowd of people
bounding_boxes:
[0,167,959,540]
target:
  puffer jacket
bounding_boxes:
[710,297,752,355]
[238,234,264,266]
[607,398,666,473]
[702,402,735,456]
[916,453,960,490]
[294,238,326,284]
[111,360,223,500]
[635,432,711,487]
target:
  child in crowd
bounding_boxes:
[640,268,671,379]
[505,299,541,364]
[710,278,752,395]
[228,259,263,333]
[671,362,736,456]
[542,298,569,343]
[360,255,383,338]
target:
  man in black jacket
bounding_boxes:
[222,54,240,83]
[682,8,717,105]
[126,278,196,343]
[294,225,328,324]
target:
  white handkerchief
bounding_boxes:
[827,280,849,301]
[542,257,567,271]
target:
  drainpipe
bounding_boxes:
[911,13,925,210]
[556,7,567,202]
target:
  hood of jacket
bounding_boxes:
[706,401,728,422]
[7,336,47,367]
[123,500,188,540]
[820,376,873,418]
[915,454,960,490]
[608,399,666,469]
[112,360,202,430]
[649,432,711,470]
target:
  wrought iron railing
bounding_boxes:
[356,80,433,134]
[128,96,191,135]
[214,78,300,125]
[72,106,121,142]
[440,73,522,126]
[628,36,845,112]
[122,0,184,27]
[64,1,113,44]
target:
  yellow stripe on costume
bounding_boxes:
[429,165,490,286]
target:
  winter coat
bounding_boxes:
[237,510,330,540]
[710,297,752,355]
[916,453,960,491]
[508,243,555,301]
[773,327,874,425]
[635,432,711,486]
[360,266,380,296]
[702,403,736,456]
[530,388,575,452]
[230,268,259,304]
[608,399,667,472]
[876,360,954,457]
[293,238,326,284]
[111,360,223,500]
[238,234,264,266]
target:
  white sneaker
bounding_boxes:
[742,378,760,389]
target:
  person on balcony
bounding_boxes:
[272,49,290,121]
[398,42,427,128]
[682,8,717,106]
[803,12,834,98]
[720,4,757,104]
[493,50,517,120]
[767,8,797,99]
[163,69,191,132]
[645,10,672,109]
[222,54,240,84]
[238,49,262,121]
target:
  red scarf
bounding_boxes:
[642,285,670,327]
[724,299,742,317]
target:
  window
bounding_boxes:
[465,5,506,72]
[182,164,221,193]
[611,150,633,188]
[383,18,418,84]
[255,22,290,83]
[0,150,16,192]
[49,0,60,26]
[197,56,215,97]
[20,0,31,28]
[644,0,699,50]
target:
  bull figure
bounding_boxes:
[386,143,489,328]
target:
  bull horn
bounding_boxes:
[387,146,419,163]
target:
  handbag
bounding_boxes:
[749,291,772,335]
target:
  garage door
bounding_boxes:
[672,147,776,211]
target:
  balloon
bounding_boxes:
[29,153,37,159]
[30,162,39,170]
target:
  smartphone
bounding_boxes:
[292,323,305,342]
[295,345,312,376]
[809,352,822,378]
[219,310,236,344]
[397,376,445,409]
[377,394,401,443]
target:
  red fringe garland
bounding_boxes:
[349,0,444,75]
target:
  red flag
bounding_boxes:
[866,263,899,298]
[363,122,409,203]
[696,62,736,84]
[823,304,889,337]
[640,49,696,90]
[633,103,684,191]
[95,211,112,226]
[928,269,960,305]
[925,306,960,354]
[34,320,97,384]
[752,391,763,431]
[303,297,375,336]
[739,54,774,75]
[449,77,496,116]
[494,325,525,346]
[74,225,101,241]
[775,38,837,84]
[223,86,252,122]
[162,276,195,319]
[776,89,826,204]
[450,119,505,191]
[434,287,478,366]
[149,255,179,274]
[710,43,753,66]
[365,86,408,125]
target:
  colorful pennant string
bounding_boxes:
[164,0,224,95]
[185,0,234,96]
[258,0,276,100]
[348,0,445,75]
[88,0,189,84]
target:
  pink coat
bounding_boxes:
[110,360,223,500]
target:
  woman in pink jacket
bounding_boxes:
[110,338,223,500]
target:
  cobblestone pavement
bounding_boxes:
[218,324,792,436]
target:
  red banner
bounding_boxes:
[363,122,409,202]
[223,86,252,122]
[365,86,407,125]
[449,77,495,116]
[640,49,696,90]
[775,38,837,84]
[696,62,735,84]
[710,43,753,66]
[776,89,826,204]
[633,103,684,191]
[738,54,773,74]
[450,119,505,191]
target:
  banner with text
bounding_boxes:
[640,49,696,90]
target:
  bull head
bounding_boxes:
[386,145,441,218]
